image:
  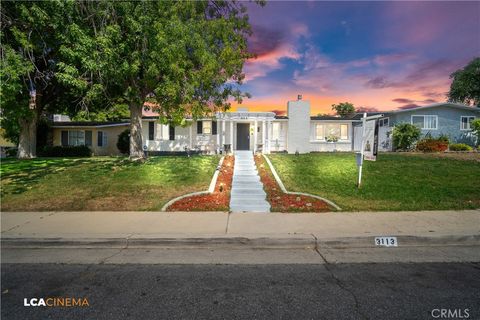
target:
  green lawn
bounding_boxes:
[1,156,219,211]
[268,153,480,211]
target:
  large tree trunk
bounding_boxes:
[17,116,37,159]
[17,93,38,159]
[129,102,145,160]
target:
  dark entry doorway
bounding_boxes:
[236,123,250,150]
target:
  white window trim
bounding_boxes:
[314,123,349,141]
[379,117,390,127]
[67,130,86,146]
[411,115,438,130]
[460,116,476,131]
[202,120,212,135]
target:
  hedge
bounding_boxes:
[39,145,92,157]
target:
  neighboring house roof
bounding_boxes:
[390,102,480,114]
[52,121,129,128]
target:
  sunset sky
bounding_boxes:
[232,1,480,115]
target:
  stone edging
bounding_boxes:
[262,154,342,211]
[161,156,225,212]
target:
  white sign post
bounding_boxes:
[357,113,382,188]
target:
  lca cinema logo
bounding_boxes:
[23,297,89,307]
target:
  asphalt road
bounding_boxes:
[1,263,479,320]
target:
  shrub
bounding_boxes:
[39,145,92,157]
[449,143,473,151]
[392,123,421,151]
[117,129,130,154]
[472,119,480,146]
[416,138,448,152]
[437,134,450,144]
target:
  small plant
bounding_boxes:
[416,138,448,152]
[392,123,421,151]
[471,119,480,146]
[117,129,130,154]
[326,135,339,143]
[449,143,473,151]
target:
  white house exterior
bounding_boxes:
[51,99,478,156]
[141,97,356,154]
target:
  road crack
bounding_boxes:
[311,234,369,320]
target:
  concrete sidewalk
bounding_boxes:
[1,210,479,248]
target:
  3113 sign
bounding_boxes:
[374,236,398,247]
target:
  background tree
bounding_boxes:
[331,102,355,117]
[0,1,75,158]
[448,57,480,107]
[60,1,258,160]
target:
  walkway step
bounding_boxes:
[230,152,270,213]
[230,204,270,213]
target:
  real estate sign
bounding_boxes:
[363,119,379,161]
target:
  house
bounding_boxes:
[358,103,480,151]
[50,98,479,155]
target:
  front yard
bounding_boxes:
[1,156,219,211]
[268,153,480,211]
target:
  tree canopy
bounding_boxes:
[59,1,258,159]
[331,102,355,117]
[448,57,480,107]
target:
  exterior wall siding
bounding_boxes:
[391,106,479,145]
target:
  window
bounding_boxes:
[315,124,325,140]
[68,130,85,146]
[148,122,155,140]
[461,116,475,130]
[411,115,437,130]
[317,124,349,140]
[202,121,212,134]
[379,118,389,127]
[97,131,108,147]
[272,122,280,140]
[340,124,348,140]
[161,125,169,140]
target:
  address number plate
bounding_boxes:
[375,236,398,247]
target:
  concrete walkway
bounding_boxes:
[230,151,270,213]
[2,210,479,241]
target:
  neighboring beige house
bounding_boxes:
[52,121,129,156]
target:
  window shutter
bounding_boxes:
[85,131,92,146]
[212,121,217,135]
[61,131,68,146]
[97,131,103,147]
[169,125,175,141]
[148,122,155,140]
[197,121,202,134]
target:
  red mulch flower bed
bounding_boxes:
[167,156,234,211]
[255,155,331,212]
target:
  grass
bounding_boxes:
[1,156,220,211]
[268,153,480,211]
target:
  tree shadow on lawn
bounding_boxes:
[0,157,124,195]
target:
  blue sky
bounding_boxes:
[234,1,480,114]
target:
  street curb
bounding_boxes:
[2,234,479,250]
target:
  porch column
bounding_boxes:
[222,120,226,152]
[230,120,234,151]
[253,120,258,152]
[216,120,220,153]
[189,123,193,149]
[266,121,271,154]
[262,120,266,153]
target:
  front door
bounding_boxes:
[236,123,250,150]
